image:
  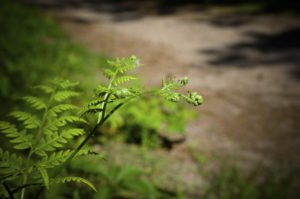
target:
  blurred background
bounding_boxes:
[1,0,300,198]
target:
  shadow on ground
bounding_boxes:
[29,0,300,22]
[199,27,300,80]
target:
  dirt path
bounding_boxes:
[42,3,300,187]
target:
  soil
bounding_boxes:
[36,1,300,192]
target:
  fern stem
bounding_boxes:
[3,182,14,199]
[36,91,54,141]
[97,70,118,123]
[68,102,124,163]
[50,102,125,182]
[12,183,41,194]
[19,175,27,199]
[20,151,32,199]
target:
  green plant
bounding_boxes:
[201,164,297,199]
[0,79,96,199]
[99,96,197,149]
[1,56,203,198]
[69,155,158,199]
[0,0,109,114]
[82,56,202,150]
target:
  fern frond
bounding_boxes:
[61,128,85,139]
[53,91,80,102]
[94,85,112,97]
[57,116,87,126]
[37,166,49,189]
[0,148,24,176]
[23,96,47,110]
[118,56,140,73]
[35,85,55,94]
[33,133,66,156]
[112,76,136,87]
[0,122,32,150]
[9,111,40,129]
[10,130,33,150]
[33,128,85,156]
[49,104,78,117]
[107,56,140,73]
[43,116,86,135]
[0,121,18,136]
[37,150,72,169]
[81,107,103,115]
[103,69,115,79]
[60,80,79,89]
[51,176,96,191]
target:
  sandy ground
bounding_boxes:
[38,2,300,191]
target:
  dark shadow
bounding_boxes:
[207,14,253,27]
[28,0,300,22]
[199,27,300,80]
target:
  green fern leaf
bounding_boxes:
[119,56,140,73]
[61,128,85,139]
[57,116,87,126]
[9,111,40,129]
[33,134,64,156]
[37,166,49,189]
[103,69,115,79]
[49,104,78,117]
[0,122,32,150]
[60,80,79,89]
[112,76,136,86]
[11,131,33,150]
[94,85,111,97]
[35,85,55,94]
[0,148,24,176]
[0,121,18,136]
[53,91,80,102]
[81,107,103,115]
[33,128,85,156]
[51,176,96,191]
[37,150,72,169]
[23,96,47,110]
[43,116,86,135]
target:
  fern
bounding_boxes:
[50,176,96,191]
[0,56,203,199]
[53,91,80,102]
[0,121,33,150]
[48,104,78,117]
[23,96,47,110]
[112,76,136,87]
[36,150,73,169]
[0,148,24,178]
[0,79,93,198]
[9,111,40,129]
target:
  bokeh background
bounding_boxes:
[1,0,300,198]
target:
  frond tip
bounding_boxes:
[51,176,96,191]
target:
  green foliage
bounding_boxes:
[69,155,159,199]
[84,56,202,149]
[0,0,109,114]
[201,165,297,199]
[1,55,202,198]
[103,97,197,148]
[0,79,95,199]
